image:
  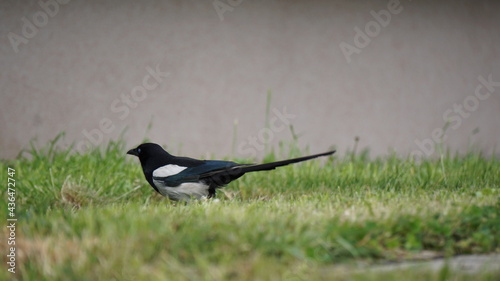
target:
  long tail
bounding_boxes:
[238,150,335,173]
[198,150,335,190]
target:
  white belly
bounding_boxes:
[153,180,210,201]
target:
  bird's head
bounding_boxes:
[127,143,170,164]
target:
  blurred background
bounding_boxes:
[1,0,499,159]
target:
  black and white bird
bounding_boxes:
[127,143,335,201]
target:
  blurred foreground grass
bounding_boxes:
[1,139,499,281]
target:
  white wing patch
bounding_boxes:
[152,164,210,201]
[153,164,187,178]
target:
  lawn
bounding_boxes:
[1,139,499,281]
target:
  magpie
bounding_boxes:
[127,143,335,201]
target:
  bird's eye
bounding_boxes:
[137,148,141,153]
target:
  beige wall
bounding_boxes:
[1,0,499,159]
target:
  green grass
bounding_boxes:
[1,139,499,281]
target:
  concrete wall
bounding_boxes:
[1,0,499,159]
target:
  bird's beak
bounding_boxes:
[127,148,138,156]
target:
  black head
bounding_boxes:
[127,143,173,193]
[127,143,171,165]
